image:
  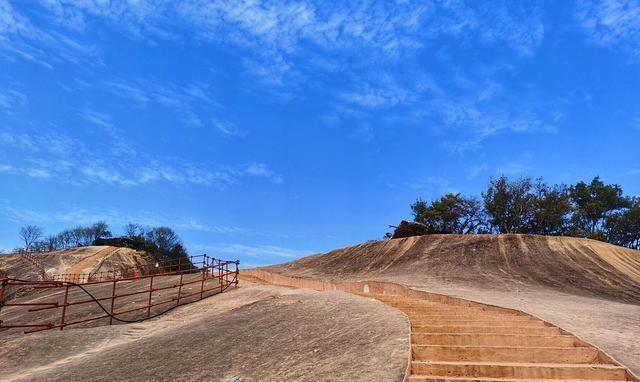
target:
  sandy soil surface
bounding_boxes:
[0,246,152,280]
[264,234,640,375]
[1,282,409,382]
[1,273,224,332]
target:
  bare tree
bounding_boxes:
[123,223,143,238]
[88,221,112,243]
[19,225,44,251]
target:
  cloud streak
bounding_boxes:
[576,0,640,59]
[0,128,283,187]
[0,200,242,236]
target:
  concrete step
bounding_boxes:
[412,334,579,347]
[412,345,600,363]
[400,308,515,314]
[412,320,548,328]
[406,314,536,321]
[412,326,561,335]
[405,313,531,320]
[393,306,504,312]
[411,361,628,380]
[408,376,629,382]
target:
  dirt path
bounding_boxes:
[64,247,114,275]
[1,282,409,382]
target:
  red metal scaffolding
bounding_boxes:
[0,254,239,334]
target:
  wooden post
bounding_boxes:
[147,276,154,318]
[60,285,69,330]
[235,260,239,286]
[219,260,223,292]
[0,278,7,317]
[109,280,117,325]
[200,268,205,299]
[176,273,183,306]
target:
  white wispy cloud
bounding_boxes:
[437,100,556,153]
[576,0,640,58]
[468,164,489,179]
[102,77,223,129]
[82,110,113,128]
[5,1,547,87]
[0,88,26,114]
[497,163,534,175]
[496,152,535,175]
[0,128,283,187]
[0,200,242,236]
[404,176,458,195]
[212,118,243,137]
[0,163,15,173]
[175,219,244,234]
[189,242,312,261]
[2,1,554,154]
[340,81,412,108]
[103,80,150,105]
[0,0,99,68]
[244,163,283,184]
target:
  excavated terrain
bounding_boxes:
[1,282,408,382]
[263,234,640,376]
[0,246,153,281]
[3,236,639,381]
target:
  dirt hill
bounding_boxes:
[0,246,153,280]
[266,234,640,302]
[263,234,640,374]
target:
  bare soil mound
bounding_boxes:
[267,234,640,302]
[0,246,153,280]
[263,234,640,374]
[1,282,408,382]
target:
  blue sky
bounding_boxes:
[1,1,639,267]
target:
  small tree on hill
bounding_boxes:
[482,176,537,233]
[531,181,572,235]
[569,177,629,238]
[411,194,485,234]
[19,225,44,251]
[123,223,143,239]
[604,197,640,249]
[88,221,112,243]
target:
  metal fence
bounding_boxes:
[18,251,52,281]
[0,254,239,334]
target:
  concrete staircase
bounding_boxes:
[373,296,637,382]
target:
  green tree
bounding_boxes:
[569,177,630,238]
[411,193,484,234]
[146,226,181,253]
[531,181,572,235]
[482,176,536,234]
[605,197,640,249]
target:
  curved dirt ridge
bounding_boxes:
[267,234,640,301]
[243,269,639,382]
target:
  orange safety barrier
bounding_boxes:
[0,255,239,334]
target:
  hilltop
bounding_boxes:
[0,246,153,280]
[266,234,640,302]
